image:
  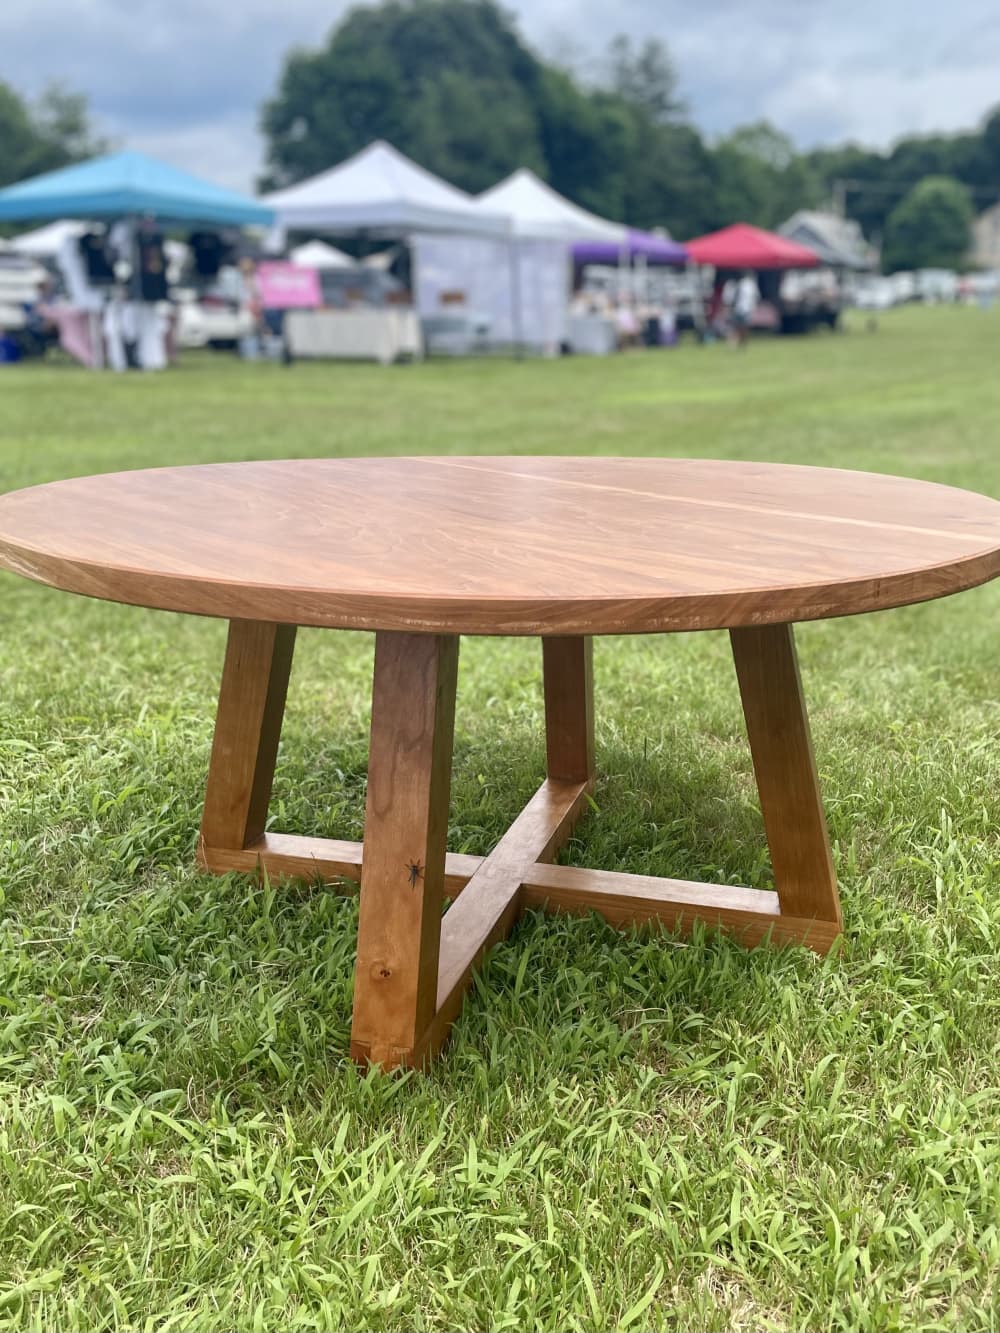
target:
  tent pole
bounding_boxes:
[508,229,525,361]
[408,236,425,362]
[689,262,707,339]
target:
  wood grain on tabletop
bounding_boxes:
[2,456,1000,634]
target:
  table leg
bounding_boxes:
[350,632,459,1069]
[729,623,842,928]
[542,636,595,784]
[198,619,296,858]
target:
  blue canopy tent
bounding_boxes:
[0,151,272,372]
[0,149,273,226]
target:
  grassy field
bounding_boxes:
[2,306,1000,1331]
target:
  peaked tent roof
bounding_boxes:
[263,141,509,237]
[778,210,874,270]
[8,219,87,258]
[476,169,627,243]
[290,240,356,269]
[0,150,273,226]
[685,223,819,270]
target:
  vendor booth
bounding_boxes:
[263,140,508,360]
[0,150,272,370]
[685,223,821,336]
[570,228,691,350]
[415,169,629,354]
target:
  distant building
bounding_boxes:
[971,202,1000,269]
[778,210,875,270]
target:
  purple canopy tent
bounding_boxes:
[572,229,688,266]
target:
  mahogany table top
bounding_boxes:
[1,456,999,635]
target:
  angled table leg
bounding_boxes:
[350,632,459,1069]
[730,623,842,931]
[198,619,296,862]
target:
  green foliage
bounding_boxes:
[259,0,549,194]
[882,176,974,272]
[606,35,685,124]
[2,308,1000,1327]
[713,122,824,231]
[0,82,108,190]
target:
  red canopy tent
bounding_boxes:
[685,223,819,270]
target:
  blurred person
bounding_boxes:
[238,257,263,358]
[705,279,726,342]
[730,270,759,348]
[614,300,640,349]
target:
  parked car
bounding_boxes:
[852,277,896,311]
[776,269,842,332]
[888,271,917,304]
[916,269,959,304]
[175,288,255,350]
[0,252,54,359]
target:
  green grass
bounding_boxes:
[2,307,1000,1331]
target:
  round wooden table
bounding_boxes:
[3,457,1000,1070]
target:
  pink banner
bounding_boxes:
[256,262,322,310]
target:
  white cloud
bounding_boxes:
[764,63,1000,148]
[121,117,264,193]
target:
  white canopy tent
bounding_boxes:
[289,239,356,269]
[413,169,626,352]
[263,140,510,243]
[9,219,87,258]
[475,168,627,243]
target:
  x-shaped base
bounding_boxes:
[197,624,842,1070]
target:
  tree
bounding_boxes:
[618,117,717,234]
[0,82,108,189]
[606,36,684,124]
[711,122,821,230]
[260,0,548,192]
[882,176,973,272]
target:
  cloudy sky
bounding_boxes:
[3,0,999,189]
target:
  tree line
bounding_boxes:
[2,0,998,271]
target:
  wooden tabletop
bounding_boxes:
[2,457,1000,635]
